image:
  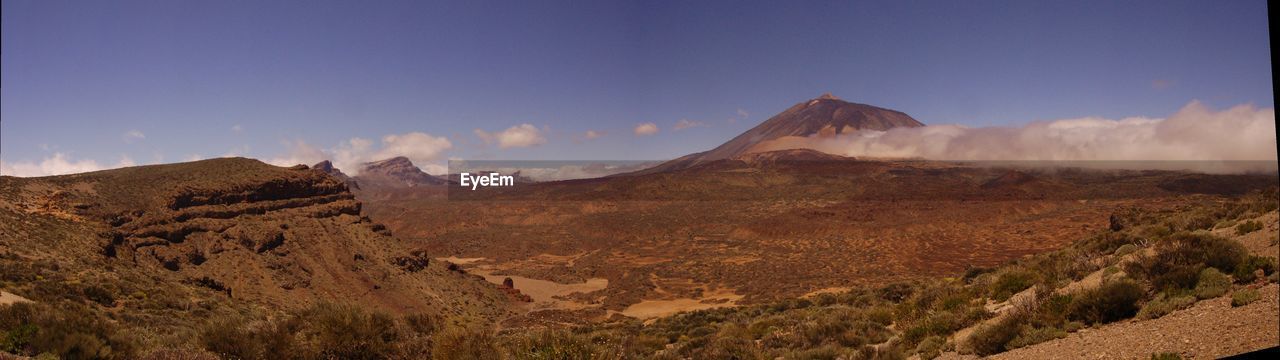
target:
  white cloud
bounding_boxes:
[474,123,547,149]
[373,132,454,164]
[737,109,750,118]
[584,130,603,139]
[266,132,453,175]
[1,153,136,177]
[634,122,659,136]
[265,140,328,168]
[231,124,244,133]
[673,119,706,131]
[751,101,1277,172]
[123,130,145,143]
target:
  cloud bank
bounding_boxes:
[267,132,453,175]
[752,101,1276,172]
[1,153,137,177]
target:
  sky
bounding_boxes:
[1,0,1274,176]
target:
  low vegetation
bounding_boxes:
[1,189,1276,359]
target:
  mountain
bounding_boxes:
[0,158,510,330]
[312,160,359,189]
[357,156,449,187]
[630,93,924,175]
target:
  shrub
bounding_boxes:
[432,327,501,360]
[990,270,1039,302]
[1233,256,1277,284]
[0,302,139,359]
[299,302,400,359]
[696,336,764,360]
[1067,278,1143,325]
[199,317,259,359]
[1136,293,1195,320]
[1235,220,1263,235]
[82,285,115,307]
[1126,232,1247,292]
[1231,289,1260,307]
[1006,325,1066,349]
[915,336,944,360]
[1193,268,1231,299]
[967,314,1023,356]
[1151,352,1182,360]
[502,329,622,360]
[1113,244,1139,257]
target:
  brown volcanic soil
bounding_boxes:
[0,158,511,327]
[360,155,1277,322]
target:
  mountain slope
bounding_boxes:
[357,156,449,187]
[0,158,510,326]
[632,94,924,175]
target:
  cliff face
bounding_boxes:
[0,158,508,321]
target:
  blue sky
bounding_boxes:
[1,0,1273,175]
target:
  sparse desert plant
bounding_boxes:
[1067,278,1143,325]
[1232,255,1277,284]
[1006,325,1066,349]
[1231,289,1260,307]
[198,317,260,359]
[915,336,945,360]
[1113,244,1139,257]
[1137,293,1196,320]
[432,327,502,360]
[502,328,623,360]
[967,314,1023,356]
[1150,352,1183,360]
[297,302,401,360]
[1193,268,1231,299]
[1235,220,1263,235]
[989,269,1039,302]
[1126,232,1247,292]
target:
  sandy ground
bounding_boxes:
[437,257,608,310]
[0,290,31,305]
[620,288,743,319]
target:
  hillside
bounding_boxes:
[0,158,511,358]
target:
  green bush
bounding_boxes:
[1233,256,1277,284]
[1136,293,1195,320]
[199,317,260,359]
[967,314,1023,356]
[0,302,139,359]
[1113,244,1139,257]
[1193,268,1231,299]
[298,302,400,359]
[1067,278,1143,325]
[1126,232,1247,292]
[502,329,622,360]
[432,327,501,360]
[990,270,1039,302]
[1006,325,1066,349]
[1235,220,1263,235]
[1231,289,1260,307]
[915,336,945,360]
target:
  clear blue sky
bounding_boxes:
[2,0,1272,173]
